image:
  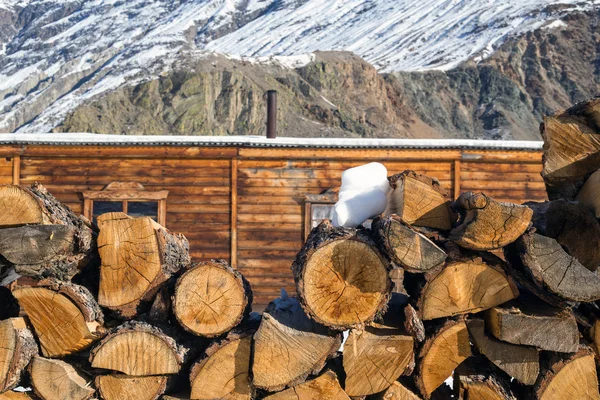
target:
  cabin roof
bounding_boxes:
[0,133,543,150]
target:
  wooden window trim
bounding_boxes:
[304,190,337,240]
[82,181,168,226]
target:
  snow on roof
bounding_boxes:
[0,133,543,150]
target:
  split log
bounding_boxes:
[525,200,600,271]
[343,324,414,397]
[12,281,105,357]
[95,375,168,400]
[390,268,405,294]
[372,216,447,273]
[403,304,425,342]
[372,381,421,400]
[449,192,532,250]
[264,370,349,400]
[466,319,539,385]
[251,292,342,392]
[189,326,255,400]
[535,347,600,399]
[90,321,187,376]
[504,230,600,302]
[97,212,190,318]
[407,252,518,321]
[173,260,252,337]
[0,184,94,281]
[541,96,600,200]
[415,320,471,399]
[292,221,391,330]
[29,356,94,400]
[575,169,600,217]
[385,171,454,230]
[485,301,579,353]
[0,318,37,393]
[456,375,516,400]
[0,392,32,399]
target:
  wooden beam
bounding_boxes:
[453,159,461,200]
[12,155,20,185]
[230,157,238,268]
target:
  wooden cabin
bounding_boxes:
[0,134,546,305]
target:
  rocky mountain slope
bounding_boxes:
[0,0,599,138]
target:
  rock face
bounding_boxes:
[0,0,599,138]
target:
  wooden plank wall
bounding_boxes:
[0,145,546,306]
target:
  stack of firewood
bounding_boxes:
[2,96,600,400]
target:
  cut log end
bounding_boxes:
[30,356,94,400]
[174,260,251,337]
[457,374,516,400]
[96,375,168,400]
[450,192,532,250]
[264,370,349,400]
[0,185,47,228]
[343,325,414,397]
[189,333,253,399]
[293,221,391,329]
[372,381,421,400]
[0,318,37,393]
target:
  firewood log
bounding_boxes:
[456,373,516,400]
[535,347,600,399]
[372,381,421,400]
[29,356,94,400]
[415,320,471,399]
[251,292,342,392]
[466,319,539,385]
[173,260,252,337]
[449,192,532,251]
[372,216,447,273]
[484,303,579,353]
[403,304,425,342]
[0,392,32,399]
[90,321,188,376]
[384,171,454,230]
[525,200,600,271]
[575,169,600,217]
[541,96,600,200]
[406,251,518,321]
[0,318,37,393]
[189,324,256,400]
[97,212,190,319]
[292,221,391,330]
[12,280,105,357]
[264,370,349,400]
[95,375,169,400]
[0,184,94,281]
[343,324,414,397]
[504,230,600,302]
[148,286,171,324]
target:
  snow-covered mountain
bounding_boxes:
[0,0,598,134]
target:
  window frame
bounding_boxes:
[82,181,169,226]
[304,190,337,240]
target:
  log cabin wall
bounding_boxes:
[0,140,546,305]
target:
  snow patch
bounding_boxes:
[544,19,568,29]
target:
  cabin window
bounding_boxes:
[304,190,337,240]
[82,182,169,226]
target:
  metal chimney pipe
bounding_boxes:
[266,90,277,139]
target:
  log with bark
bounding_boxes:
[90,321,188,376]
[173,259,252,337]
[449,192,532,251]
[29,356,94,400]
[264,370,349,400]
[12,280,105,357]
[415,319,472,399]
[406,250,518,321]
[343,324,414,397]
[541,96,600,200]
[97,212,190,319]
[95,375,169,400]
[575,169,600,217]
[504,230,600,302]
[0,184,94,281]
[372,215,447,273]
[454,359,517,400]
[535,347,600,399]
[292,221,391,330]
[384,171,455,231]
[251,291,342,392]
[525,199,600,271]
[189,322,257,400]
[0,318,37,393]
